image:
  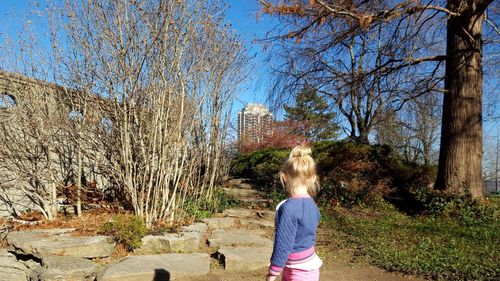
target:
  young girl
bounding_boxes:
[267,144,322,281]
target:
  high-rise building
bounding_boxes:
[238,103,273,144]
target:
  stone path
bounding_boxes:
[1,178,276,281]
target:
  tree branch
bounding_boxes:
[315,0,363,21]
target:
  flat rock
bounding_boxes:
[136,235,170,254]
[169,231,201,252]
[181,222,207,235]
[136,231,202,254]
[0,251,29,281]
[42,255,97,281]
[98,253,210,281]
[202,217,235,229]
[208,229,272,247]
[226,178,254,189]
[217,246,273,272]
[7,229,115,259]
[223,187,264,199]
[256,210,275,220]
[239,197,273,203]
[239,219,274,229]
[222,208,255,218]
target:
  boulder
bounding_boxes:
[7,229,115,259]
[98,253,210,281]
[41,255,97,281]
[216,246,273,272]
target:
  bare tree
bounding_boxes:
[376,93,441,165]
[262,0,445,144]
[0,0,247,225]
[0,73,70,220]
[50,0,247,226]
[260,0,498,198]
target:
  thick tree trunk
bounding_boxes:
[435,1,487,198]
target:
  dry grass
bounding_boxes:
[6,208,126,236]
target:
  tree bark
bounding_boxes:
[435,0,488,198]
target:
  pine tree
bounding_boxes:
[284,87,339,141]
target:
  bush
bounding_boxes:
[182,187,238,220]
[100,214,148,251]
[230,141,436,208]
[230,147,289,188]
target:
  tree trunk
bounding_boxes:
[76,147,82,217]
[435,1,487,198]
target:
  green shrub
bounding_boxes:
[230,141,436,209]
[100,214,148,251]
[182,187,238,220]
[230,147,289,189]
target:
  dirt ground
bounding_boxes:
[184,223,426,281]
[185,258,425,281]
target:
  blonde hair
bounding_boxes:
[280,144,319,197]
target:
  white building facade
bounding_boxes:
[237,103,273,145]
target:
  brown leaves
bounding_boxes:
[263,3,306,16]
[359,14,373,30]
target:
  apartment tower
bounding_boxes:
[237,103,273,144]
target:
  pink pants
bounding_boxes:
[282,267,320,281]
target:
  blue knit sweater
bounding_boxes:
[269,196,320,275]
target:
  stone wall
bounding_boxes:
[0,71,109,217]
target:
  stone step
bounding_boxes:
[225,178,255,190]
[222,208,275,220]
[7,229,115,259]
[98,253,210,281]
[222,208,255,218]
[216,246,273,272]
[202,217,235,229]
[239,219,274,229]
[238,197,273,203]
[41,255,97,281]
[223,187,265,199]
[0,251,30,281]
[135,222,207,255]
[207,229,272,248]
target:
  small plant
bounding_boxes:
[182,187,238,220]
[100,214,147,251]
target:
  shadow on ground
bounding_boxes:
[153,268,170,281]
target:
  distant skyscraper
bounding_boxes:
[238,103,273,144]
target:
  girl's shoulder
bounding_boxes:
[276,197,312,212]
[275,199,288,212]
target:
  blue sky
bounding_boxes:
[0,0,276,116]
[225,1,278,113]
[0,0,498,138]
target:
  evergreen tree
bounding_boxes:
[284,87,339,141]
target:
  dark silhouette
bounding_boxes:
[153,269,170,281]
